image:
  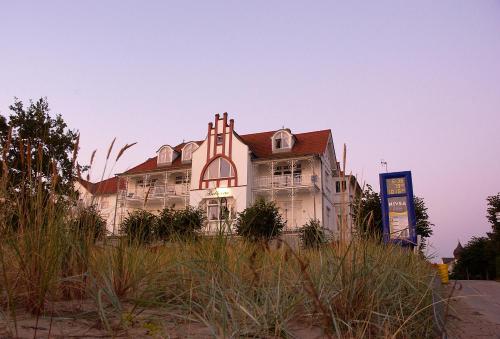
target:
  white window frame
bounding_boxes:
[181,142,198,162]
[158,145,174,165]
[272,130,293,153]
[207,198,233,221]
[204,158,233,180]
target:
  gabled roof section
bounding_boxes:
[122,141,203,175]
[77,177,123,195]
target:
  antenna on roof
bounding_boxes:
[380,159,388,173]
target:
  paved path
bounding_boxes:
[446,280,500,338]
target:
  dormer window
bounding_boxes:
[272,129,294,153]
[181,142,198,163]
[157,145,174,165]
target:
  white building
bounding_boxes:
[78,113,360,237]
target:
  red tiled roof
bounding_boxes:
[120,129,332,175]
[122,142,199,175]
[77,177,123,195]
[239,129,331,160]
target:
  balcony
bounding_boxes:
[121,184,189,204]
[253,174,318,190]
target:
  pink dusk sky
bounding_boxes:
[1,1,499,259]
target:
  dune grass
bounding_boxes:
[0,218,436,338]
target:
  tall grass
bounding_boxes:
[0,138,437,338]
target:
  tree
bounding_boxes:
[452,237,496,280]
[486,193,500,243]
[235,198,285,242]
[0,98,79,196]
[352,185,383,238]
[299,219,327,249]
[352,185,434,248]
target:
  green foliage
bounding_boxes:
[235,198,285,242]
[299,219,327,249]
[486,193,500,245]
[120,210,157,244]
[352,184,383,238]
[451,192,500,280]
[413,196,434,249]
[70,205,106,242]
[352,185,434,249]
[1,98,79,197]
[452,237,496,280]
[156,206,205,241]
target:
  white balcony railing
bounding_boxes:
[253,174,316,189]
[123,184,189,201]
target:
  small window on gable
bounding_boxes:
[272,130,293,152]
[182,142,198,162]
[217,134,223,145]
[158,146,173,165]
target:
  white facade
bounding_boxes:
[81,113,359,237]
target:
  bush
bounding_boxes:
[70,205,106,242]
[156,206,205,241]
[299,219,326,249]
[120,210,157,244]
[235,198,285,242]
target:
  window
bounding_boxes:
[100,200,109,209]
[207,198,231,221]
[175,175,190,184]
[182,143,198,162]
[204,158,233,180]
[217,134,223,145]
[274,163,301,176]
[158,146,172,164]
[335,180,347,193]
[273,131,291,151]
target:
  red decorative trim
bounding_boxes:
[213,114,219,157]
[222,112,227,156]
[229,119,234,158]
[206,122,212,161]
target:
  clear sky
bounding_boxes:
[1,1,499,259]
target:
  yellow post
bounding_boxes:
[437,264,449,284]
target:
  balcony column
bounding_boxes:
[142,174,149,209]
[163,170,167,209]
[271,161,275,202]
[184,168,190,208]
[290,159,295,230]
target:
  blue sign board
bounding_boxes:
[379,171,417,247]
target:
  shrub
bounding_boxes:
[120,210,157,244]
[299,219,327,249]
[155,207,175,241]
[156,206,205,241]
[235,198,285,242]
[70,205,106,242]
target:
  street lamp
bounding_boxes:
[496,211,500,223]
